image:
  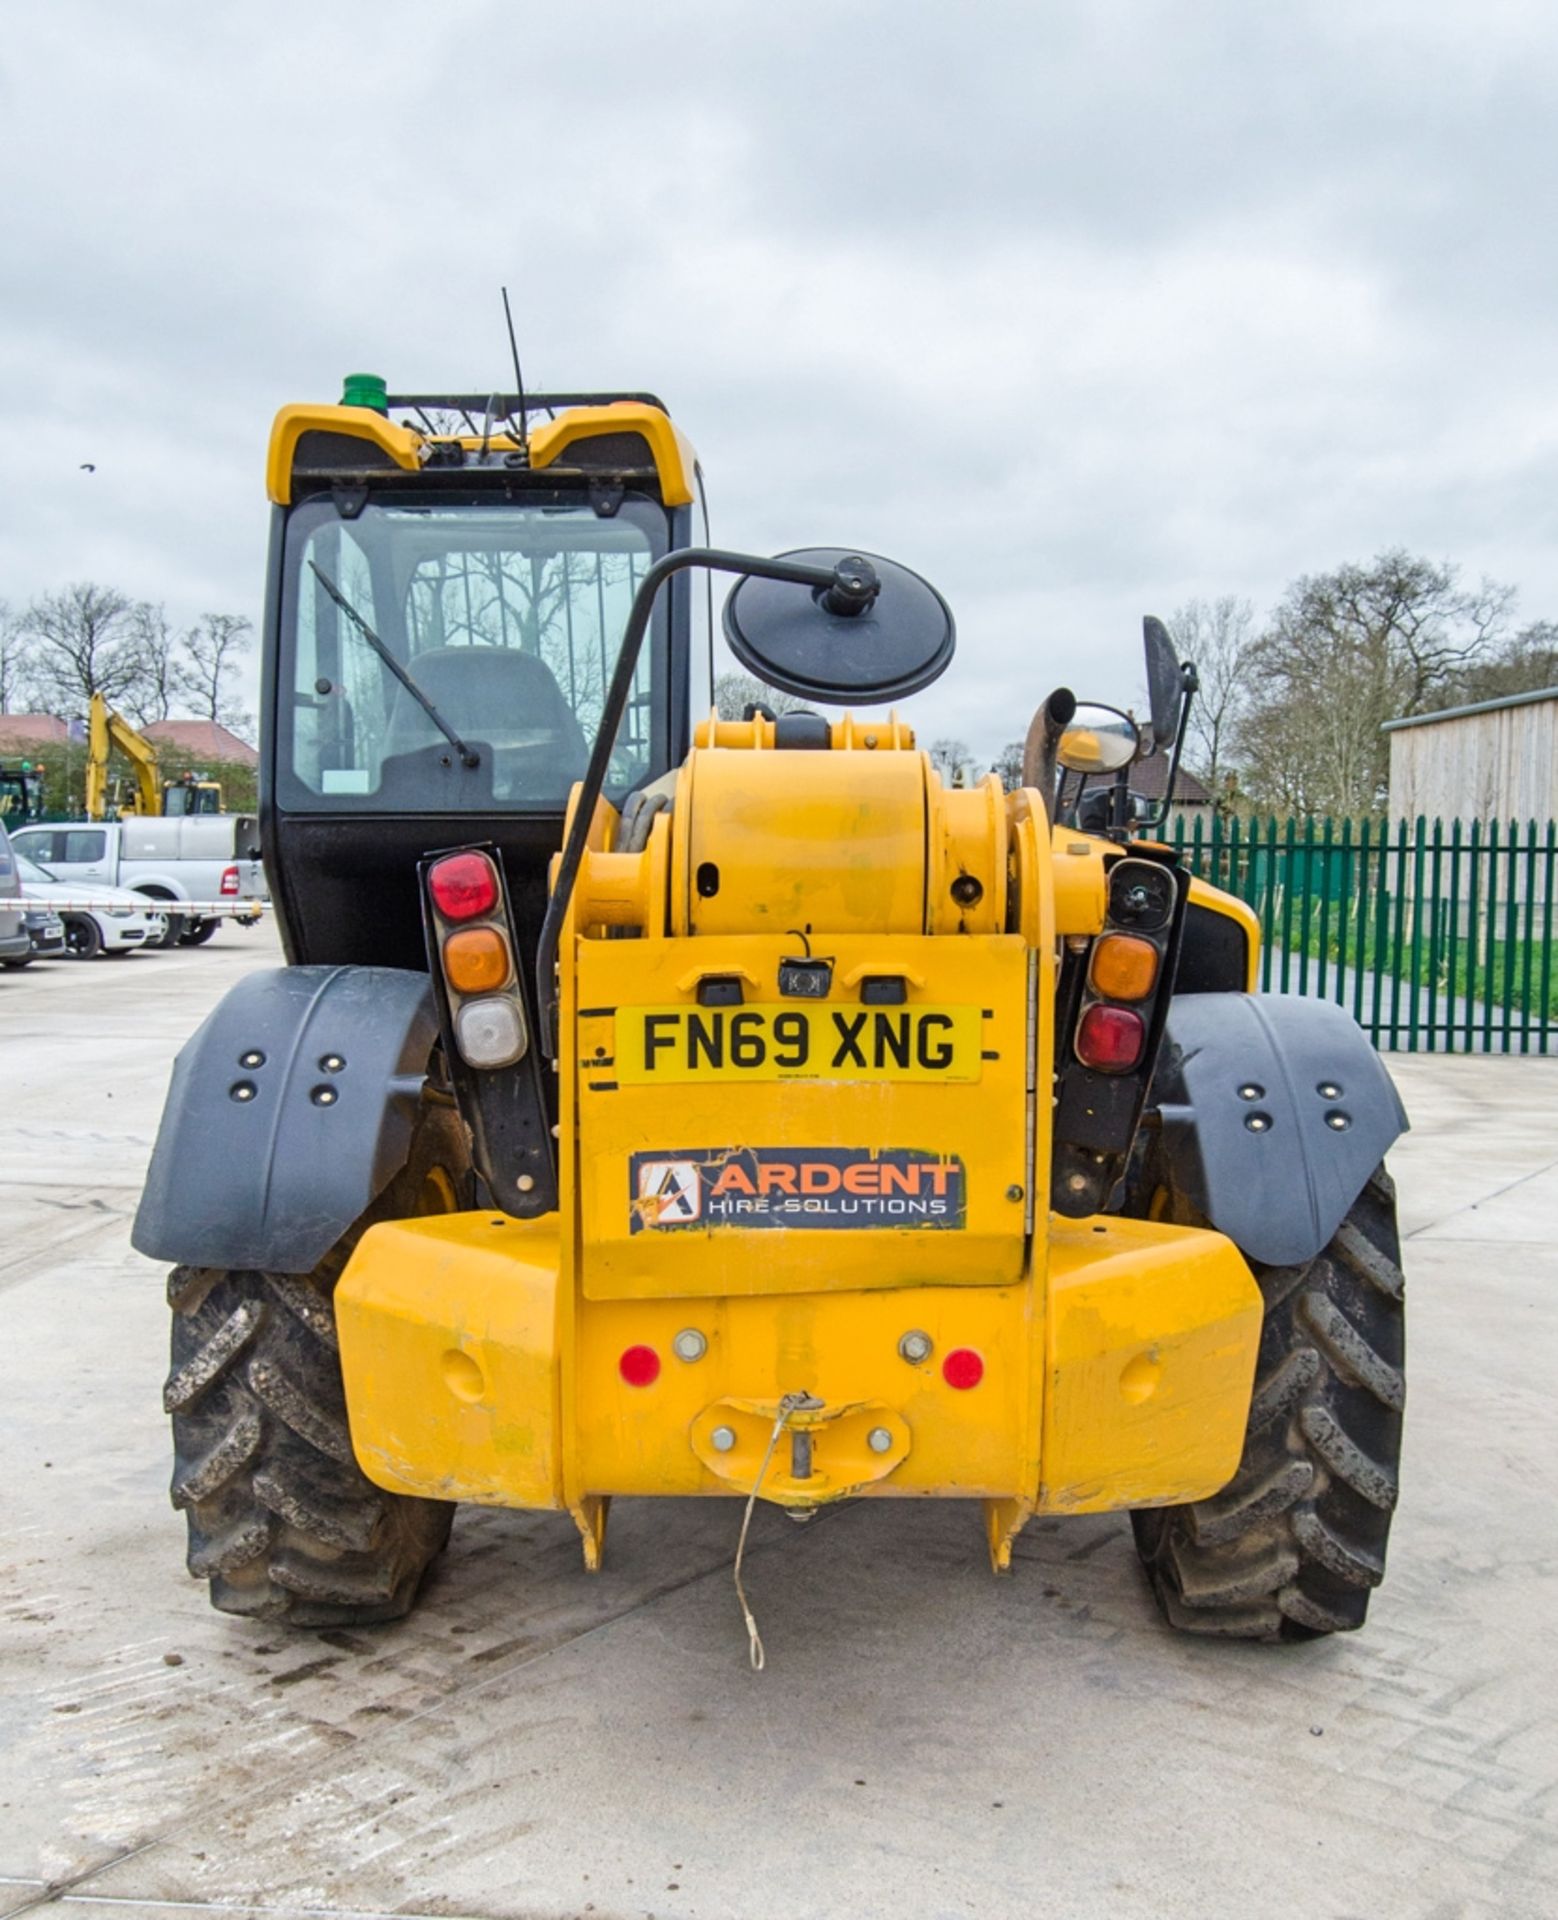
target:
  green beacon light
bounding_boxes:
[341,372,389,414]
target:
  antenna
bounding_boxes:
[501,285,529,454]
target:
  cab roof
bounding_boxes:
[266,392,697,508]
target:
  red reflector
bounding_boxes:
[429,851,500,922]
[619,1344,661,1388]
[220,864,239,896]
[943,1347,984,1390]
[1076,1003,1145,1073]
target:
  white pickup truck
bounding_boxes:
[9,815,267,947]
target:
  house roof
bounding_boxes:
[1081,753,1211,803]
[0,713,70,753]
[143,719,258,767]
[1382,686,1558,732]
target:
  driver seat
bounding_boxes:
[381,646,590,775]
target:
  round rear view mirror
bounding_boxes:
[723,547,955,703]
[1055,704,1141,774]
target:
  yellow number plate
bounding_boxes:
[614,1003,983,1084]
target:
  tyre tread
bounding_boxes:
[1131,1158,1405,1641]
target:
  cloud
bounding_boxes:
[2,0,1556,760]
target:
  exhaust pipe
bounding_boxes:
[1021,687,1077,819]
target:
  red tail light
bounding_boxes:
[1076,1003,1145,1073]
[619,1345,661,1387]
[220,864,239,896]
[943,1348,984,1390]
[429,851,500,922]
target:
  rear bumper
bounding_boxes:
[337,1212,1261,1557]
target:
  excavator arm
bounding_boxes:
[86,692,162,819]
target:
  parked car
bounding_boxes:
[0,821,31,967]
[8,816,265,947]
[13,851,163,957]
[6,905,68,967]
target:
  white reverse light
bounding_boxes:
[454,994,527,1069]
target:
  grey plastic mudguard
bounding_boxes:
[133,965,439,1274]
[1155,993,1408,1267]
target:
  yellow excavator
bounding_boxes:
[85,693,224,819]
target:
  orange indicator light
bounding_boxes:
[444,926,511,994]
[1088,933,1159,1002]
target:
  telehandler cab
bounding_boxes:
[136,381,1407,1647]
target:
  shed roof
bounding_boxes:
[1382,686,1558,733]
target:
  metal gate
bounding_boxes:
[1168,814,1558,1053]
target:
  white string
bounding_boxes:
[732,1393,807,1672]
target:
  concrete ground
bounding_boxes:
[2,920,1555,1920]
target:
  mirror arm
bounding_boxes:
[1140,661,1199,835]
[535,546,854,1056]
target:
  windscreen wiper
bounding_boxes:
[307,561,480,769]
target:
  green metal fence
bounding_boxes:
[1166,814,1558,1053]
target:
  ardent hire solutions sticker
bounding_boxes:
[629,1147,966,1232]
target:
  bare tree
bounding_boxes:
[927,738,980,787]
[0,601,28,712]
[177,612,253,731]
[1443,619,1558,706]
[714,670,806,720]
[1170,596,1256,796]
[1237,551,1508,814]
[990,739,1026,790]
[123,603,180,727]
[19,582,142,716]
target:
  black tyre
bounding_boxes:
[164,1101,467,1626]
[1131,1165,1405,1641]
[64,915,103,959]
[180,918,220,946]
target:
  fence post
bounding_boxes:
[1541,820,1556,1056]
[1464,818,1481,1052]
[1398,814,1421,1052]
[1406,816,1426,1053]
[1425,818,1444,1052]
[1335,817,1354,1013]
[1279,816,1296,993]
[1501,820,1520,1053]
[1314,815,1334,1003]
[1518,819,1538,1055]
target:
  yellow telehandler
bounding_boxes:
[135,379,1406,1646]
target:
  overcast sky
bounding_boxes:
[3,1,1555,761]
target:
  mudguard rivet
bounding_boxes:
[868,1427,894,1454]
[1326,1110,1351,1131]
[711,1425,737,1452]
[1238,1083,1264,1101]
[311,1085,338,1107]
[1245,1112,1272,1132]
[1317,1081,1342,1099]
[230,1081,256,1102]
[320,1053,346,1073]
[239,1050,265,1070]
[517,1173,536,1193]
